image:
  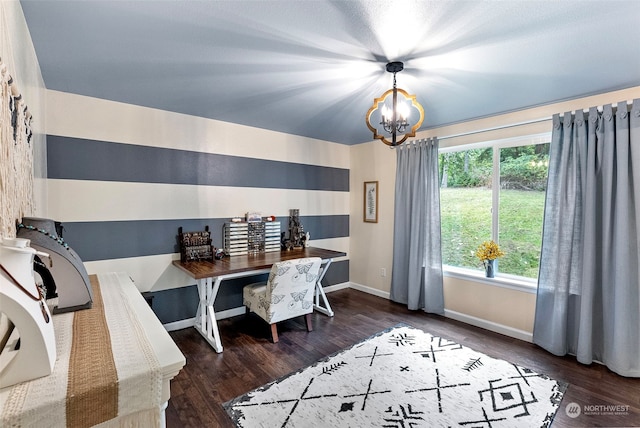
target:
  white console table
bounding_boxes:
[0,272,185,427]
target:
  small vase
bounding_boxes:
[484,259,496,278]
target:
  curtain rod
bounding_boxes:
[436,100,634,141]
[436,117,550,141]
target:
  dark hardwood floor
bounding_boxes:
[166,288,639,427]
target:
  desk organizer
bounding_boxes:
[223,222,248,256]
[178,226,213,262]
[224,221,281,256]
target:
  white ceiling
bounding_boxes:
[19,0,640,145]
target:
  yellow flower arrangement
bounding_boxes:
[475,240,505,262]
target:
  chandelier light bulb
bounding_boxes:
[381,105,391,121]
[397,102,410,121]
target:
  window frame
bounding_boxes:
[439,132,551,292]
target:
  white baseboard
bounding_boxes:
[163,306,247,332]
[163,283,350,331]
[344,282,532,343]
[443,309,533,343]
[323,281,351,293]
[217,306,248,321]
[348,282,391,299]
[164,317,195,332]
[163,283,533,344]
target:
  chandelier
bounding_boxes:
[365,61,424,147]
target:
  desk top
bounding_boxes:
[172,247,346,280]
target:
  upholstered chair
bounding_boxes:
[243,257,321,343]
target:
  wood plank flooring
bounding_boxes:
[166,288,639,427]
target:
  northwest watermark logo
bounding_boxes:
[583,404,630,416]
[565,402,581,418]
[565,402,630,419]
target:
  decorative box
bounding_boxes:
[179,226,213,262]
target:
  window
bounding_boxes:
[439,135,550,279]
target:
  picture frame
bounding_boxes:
[363,181,378,223]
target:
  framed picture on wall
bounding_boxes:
[364,181,378,223]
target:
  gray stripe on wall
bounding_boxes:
[47,135,349,191]
[62,216,349,261]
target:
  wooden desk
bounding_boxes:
[172,247,346,353]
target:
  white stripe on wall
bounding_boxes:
[46,90,350,169]
[47,180,349,222]
[84,254,190,293]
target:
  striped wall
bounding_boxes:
[45,90,350,324]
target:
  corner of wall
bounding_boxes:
[1,0,47,231]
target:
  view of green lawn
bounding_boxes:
[440,187,546,278]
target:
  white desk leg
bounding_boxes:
[207,277,223,352]
[194,277,224,353]
[195,279,205,330]
[314,259,334,317]
[160,401,168,428]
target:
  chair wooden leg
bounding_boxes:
[305,313,313,332]
[270,323,279,343]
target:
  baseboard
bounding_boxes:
[164,317,195,332]
[346,282,532,343]
[323,281,351,293]
[163,306,247,332]
[443,309,533,343]
[163,283,351,330]
[163,284,533,344]
[348,282,391,299]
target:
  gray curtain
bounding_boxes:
[533,99,640,377]
[390,138,444,314]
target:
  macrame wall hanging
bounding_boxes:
[1,56,35,238]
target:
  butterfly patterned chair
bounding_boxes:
[243,257,322,343]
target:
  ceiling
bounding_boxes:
[20,0,640,145]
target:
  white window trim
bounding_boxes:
[443,265,538,294]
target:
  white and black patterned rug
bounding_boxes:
[223,324,567,427]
